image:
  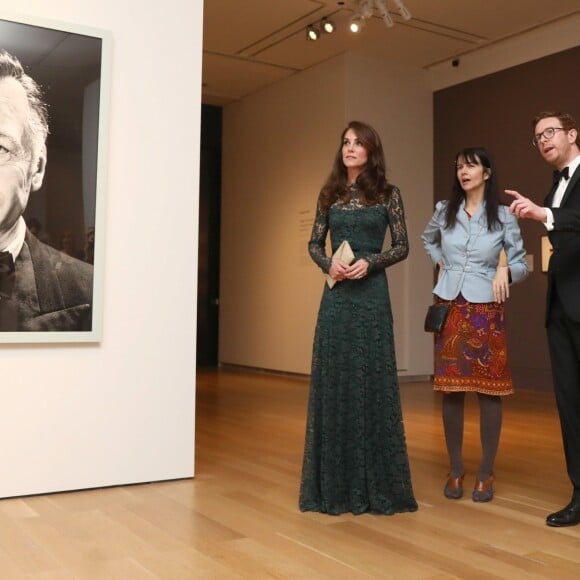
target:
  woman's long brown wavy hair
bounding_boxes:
[318,121,394,213]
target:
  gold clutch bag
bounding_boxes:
[325,240,355,289]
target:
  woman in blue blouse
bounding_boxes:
[422,147,528,502]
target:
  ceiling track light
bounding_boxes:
[349,17,362,33]
[321,17,335,34]
[393,0,412,20]
[306,24,320,41]
[346,0,413,34]
[307,1,412,40]
[382,12,395,28]
[359,0,374,19]
[375,0,394,28]
[306,16,335,41]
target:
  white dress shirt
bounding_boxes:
[544,155,580,230]
[1,217,27,261]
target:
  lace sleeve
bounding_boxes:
[308,201,332,273]
[365,187,409,272]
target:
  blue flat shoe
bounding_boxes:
[472,473,495,502]
[444,473,464,499]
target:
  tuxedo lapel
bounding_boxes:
[25,231,64,314]
[544,181,559,207]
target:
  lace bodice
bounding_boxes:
[308,186,409,274]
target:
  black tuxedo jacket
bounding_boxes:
[544,165,580,323]
[3,231,94,331]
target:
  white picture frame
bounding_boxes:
[0,13,111,342]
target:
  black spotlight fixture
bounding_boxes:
[349,17,362,33]
[321,17,335,34]
[306,24,320,41]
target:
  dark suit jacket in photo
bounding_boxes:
[545,165,580,323]
[2,230,94,332]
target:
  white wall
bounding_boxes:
[0,1,201,497]
[220,56,346,374]
[220,53,434,376]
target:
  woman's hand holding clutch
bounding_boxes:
[329,259,349,282]
[345,259,369,280]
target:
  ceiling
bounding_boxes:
[202,0,580,106]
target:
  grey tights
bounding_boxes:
[442,392,503,481]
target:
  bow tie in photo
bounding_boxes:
[553,166,570,184]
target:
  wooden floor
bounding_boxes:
[1,368,579,578]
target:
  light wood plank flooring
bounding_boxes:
[0,368,578,578]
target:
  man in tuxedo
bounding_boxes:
[0,49,93,331]
[506,111,580,527]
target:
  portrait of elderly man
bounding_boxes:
[0,48,93,331]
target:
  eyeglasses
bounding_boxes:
[532,127,565,147]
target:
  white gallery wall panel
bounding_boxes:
[0,1,201,497]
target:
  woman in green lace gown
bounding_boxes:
[299,121,417,515]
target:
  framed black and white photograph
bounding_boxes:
[0,13,110,342]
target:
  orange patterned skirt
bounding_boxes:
[433,294,513,396]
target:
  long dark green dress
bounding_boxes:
[299,185,417,515]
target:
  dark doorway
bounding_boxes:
[197,105,222,366]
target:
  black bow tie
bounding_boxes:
[553,166,570,184]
